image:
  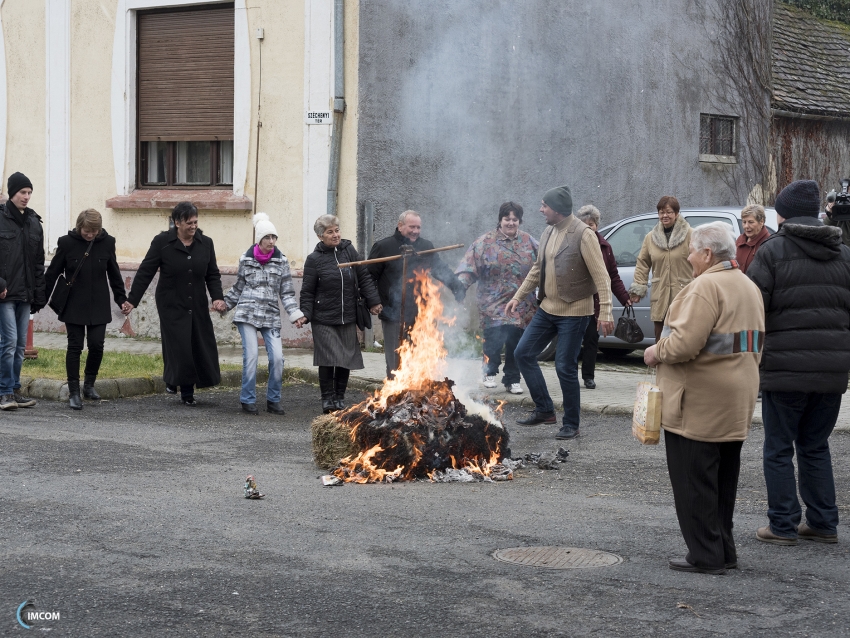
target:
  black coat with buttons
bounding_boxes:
[44,229,127,325]
[127,228,224,389]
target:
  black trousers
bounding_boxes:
[579,315,599,380]
[482,325,523,385]
[665,430,744,570]
[318,365,350,394]
[65,323,107,382]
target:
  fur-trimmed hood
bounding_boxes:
[651,214,691,250]
[778,216,843,261]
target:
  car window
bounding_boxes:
[684,215,739,234]
[604,219,657,267]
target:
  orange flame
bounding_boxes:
[331,270,509,483]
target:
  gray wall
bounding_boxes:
[356,0,748,253]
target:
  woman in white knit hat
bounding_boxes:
[221,213,305,414]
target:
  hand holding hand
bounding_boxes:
[598,320,614,338]
[629,294,641,304]
[294,317,308,329]
[505,299,520,317]
[211,299,227,313]
[369,304,382,316]
[0,290,6,300]
[644,345,660,368]
[121,301,135,316]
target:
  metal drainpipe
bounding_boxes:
[327,0,345,215]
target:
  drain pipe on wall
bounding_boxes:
[326,0,345,215]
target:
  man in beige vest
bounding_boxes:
[506,186,614,439]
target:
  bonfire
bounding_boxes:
[314,270,511,483]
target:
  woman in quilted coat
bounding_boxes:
[222,213,305,415]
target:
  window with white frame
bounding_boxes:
[136,4,235,188]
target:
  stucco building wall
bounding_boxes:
[355,0,750,251]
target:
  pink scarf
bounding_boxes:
[253,244,273,264]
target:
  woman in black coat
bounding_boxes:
[299,214,381,413]
[44,209,127,410]
[123,202,225,406]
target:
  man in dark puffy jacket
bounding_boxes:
[747,179,850,546]
[368,210,465,376]
[0,172,45,411]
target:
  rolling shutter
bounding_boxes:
[137,5,234,141]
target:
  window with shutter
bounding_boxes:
[136,4,235,189]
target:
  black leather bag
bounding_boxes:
[48,238,95,315]
[348,246,372,331]
[614,305,644,344]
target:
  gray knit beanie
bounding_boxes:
[542,185,573,215]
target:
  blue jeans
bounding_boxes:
[0,301,30,395]
[514,309,589,428]
[236,323,284,404]
[762,391,840,537]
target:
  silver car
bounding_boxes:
[537,207,778,360]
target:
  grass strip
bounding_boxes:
[22,348,241,381]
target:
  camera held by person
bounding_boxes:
[825,178,850,221]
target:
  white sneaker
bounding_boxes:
[508,383,523,394]
[483,375,497,388]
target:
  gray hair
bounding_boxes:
[576,204,601,226]
[314,214,340,237]
[398,210,420,225]
[691,221,737,261]
[740,204,766,224]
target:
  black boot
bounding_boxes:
[319,366,337,414]
[333,372,349,411]
[68,380,83,411]
[83,375,101,401]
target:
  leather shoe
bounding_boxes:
[668,558,726,575]
[584,378,596,389]
[241,402,258,415]
[267,401,286,415]
[555,426,579,440]
[517,411,556,426]
[756,526,797,545]
[798,522,838,544]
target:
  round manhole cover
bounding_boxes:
[493,546,623,569]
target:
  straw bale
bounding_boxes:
[311,413,356,470]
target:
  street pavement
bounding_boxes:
[2,383,848,636]
[31,332,850,431]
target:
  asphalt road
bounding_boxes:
[2,382,849,636]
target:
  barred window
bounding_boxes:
[699,114,737,161]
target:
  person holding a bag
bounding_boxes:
[300,214,382,413]
[644,221,764,575]
[44,209,126,410]
[222,213,305,415]
[576,205,631,389]
[455,202,538,394]
[629,196,693,342]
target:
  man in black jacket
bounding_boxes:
[748,180,850,546]
[368,210,465,376]
[0,172,45,410]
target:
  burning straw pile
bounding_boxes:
[312,271,512,483]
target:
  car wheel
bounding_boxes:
[599,347,635,358]
[536,337,557,361]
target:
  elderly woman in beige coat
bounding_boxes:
[629,196,693,341]
[644,222,764,575]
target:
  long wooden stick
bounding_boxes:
[336,243,464,268]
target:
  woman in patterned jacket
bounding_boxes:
[455,202,538,394]
[222,213,305,415]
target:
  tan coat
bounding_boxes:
[655,262,765,442]
[629,215,693,322]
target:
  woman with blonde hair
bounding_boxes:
[735,204,770,274]
[45,209,127,409]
